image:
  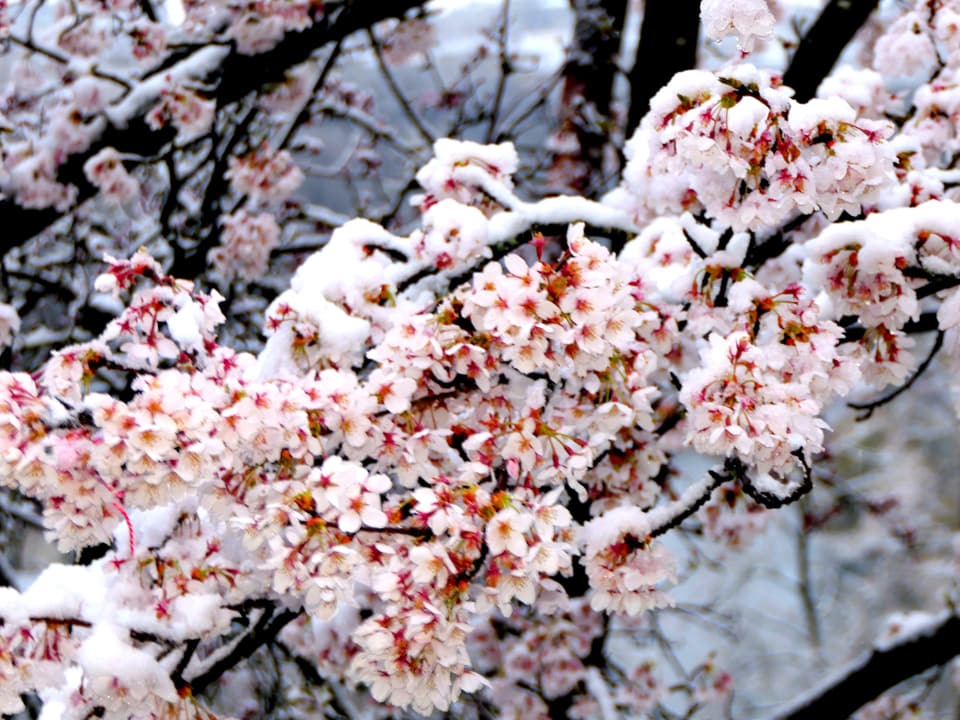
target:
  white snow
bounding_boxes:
[875,610,950,652]
[105,45,230,128]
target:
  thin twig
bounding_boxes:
[485,0,512,142]
[795,500,821,648]
[366,27,435,145]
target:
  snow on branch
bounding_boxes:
[770,612,960,720]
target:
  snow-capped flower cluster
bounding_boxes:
[411,199,492,270]
[581,506,676,615]
[804,201,960,386]
[872,1,960,79]
[4,100,959,720]
[5,145,79,211]
[608,66,895,231]
[416,138,520,214]
[224,0,319,55]
[129,19,168,62]
[804,217,917,328]
[817,67,898,121]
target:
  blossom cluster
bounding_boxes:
[607,65,895,231]
[145,84,216,144]
[3,93,960,719]
[208,145,304,281]
[680,282,855,475]
[83,147,140,205]
[805,201,960,386]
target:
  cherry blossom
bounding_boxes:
[701,0,775,52]
[4,4,960,715]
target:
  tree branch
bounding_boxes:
[770,612,960,720]
[186,604,302,695]
[648,465,729,538]
[0,0,427,253]
[625,0,700,136]
[782,0,880,102]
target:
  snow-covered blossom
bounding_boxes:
[416,138,519,214]
[607,66,895,231]
[77,624,179,716]
[224,0,317,54]
[5,146,78,211]
[4,59,960,719]
[818,67,897,120]
[581,506,676,615]
[145,84,215,143]
[700,0,775,52]
[129,19,168,62]
[873,12,940,80]
[802,202,960,329]
[226,11,285,54]
[412,199,492,269]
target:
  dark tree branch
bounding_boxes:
[625,0,700,136]
[187,604,302,695]
[366,26,434,146]
[841,311,940,343]
[649,464,731,539]
[549,0,628,194]
[0,0,427,253]
[743,214,812,270]
[741,451,813,509]
[169,97,259,279]
[770,612,960,720]
[782,0,880,102]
